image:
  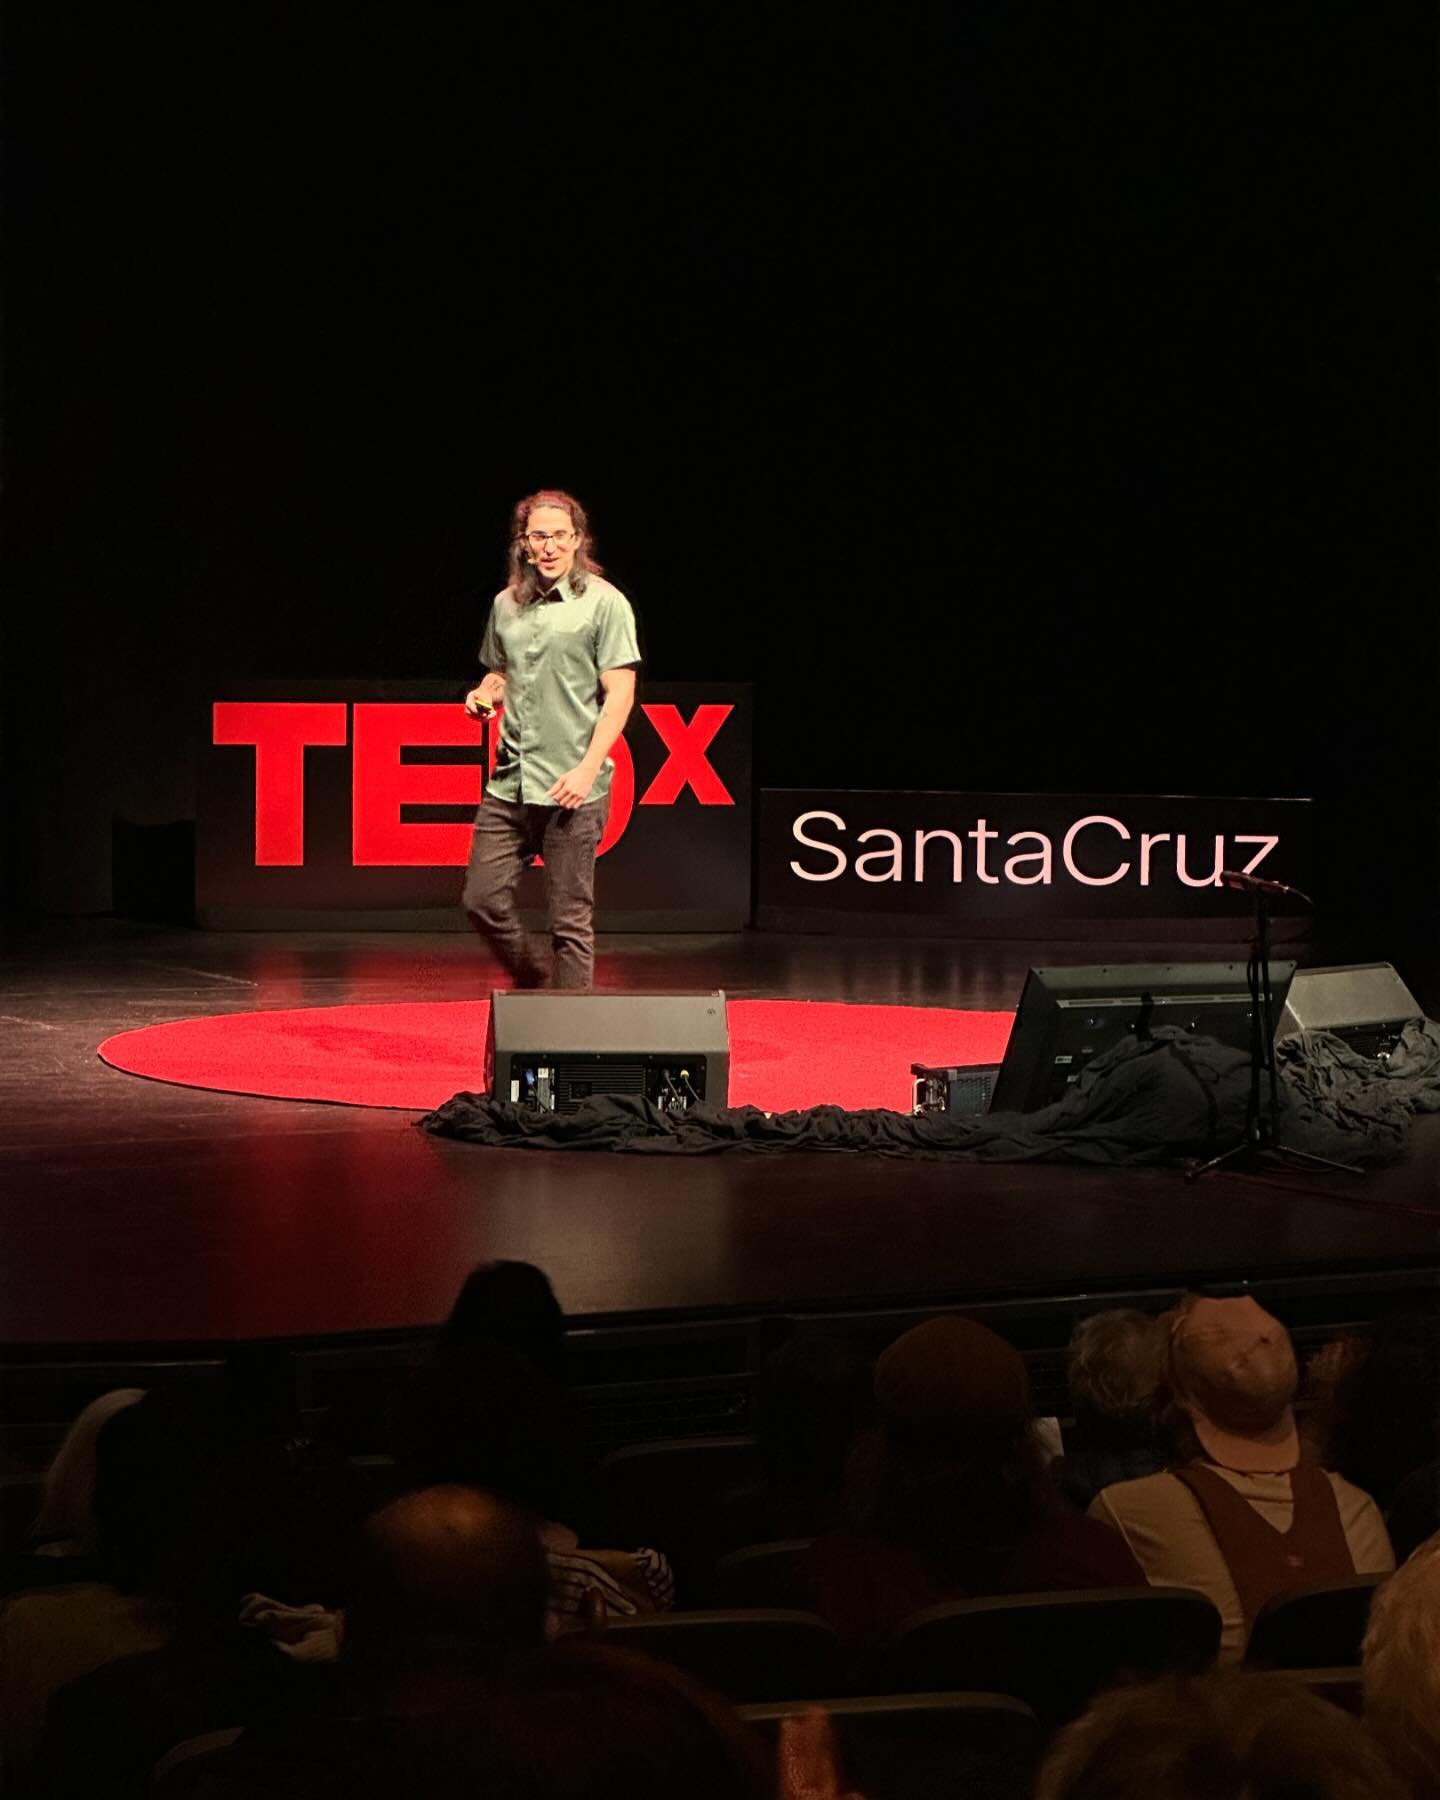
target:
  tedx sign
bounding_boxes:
[197,682,752,927]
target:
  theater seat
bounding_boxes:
[1243,1576,1384,1670]
[151,1729,244,1790]
[883,1587,1223,1726]
[740,1692,1042,1800]
[1288,1666,1365,1715]
[592,1436,765,1597]
[598,1608,845,1702]
[709,1538,817,1609]
[0,1475,43,1558]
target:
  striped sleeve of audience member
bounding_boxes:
[546,1546,676,1621]
[634,1546,675,1611]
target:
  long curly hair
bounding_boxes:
[506,489,605,606]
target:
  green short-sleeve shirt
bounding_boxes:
[479,571,642,806]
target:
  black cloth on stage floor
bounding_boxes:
[419,1024,1440,1164]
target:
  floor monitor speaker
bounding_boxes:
[486,990,729,1114]
[1277,964,1423,1060]
[988,962,1295,1115]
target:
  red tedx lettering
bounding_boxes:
[352,703,483,866]
[212,701,348,865]
[216,698,725,868]
[638,703,734,805]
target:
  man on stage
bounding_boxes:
[463,490,640,989]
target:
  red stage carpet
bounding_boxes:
[98,999,1013,1114]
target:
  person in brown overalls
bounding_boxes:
[1088,1294,1394,1660]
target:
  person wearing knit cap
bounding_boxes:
[808,1315,1142,1653]
[1088,1295,1394,1661]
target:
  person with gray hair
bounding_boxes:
[1036,1670,1407,1800]
[1052,1310,1166,1511]
[1362,1530,1440,1794]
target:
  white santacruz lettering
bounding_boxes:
[855,829,903,882]
[1234,834,1279,875]
[790,810,848,881]
[782,806,1295,895]
[1061,815,1132,886]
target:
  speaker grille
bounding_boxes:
[554,1060,646,1110]
[949,1069,1001,1116]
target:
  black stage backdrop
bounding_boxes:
[2,5,1434,931]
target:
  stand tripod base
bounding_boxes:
[1185,1133,1363,1182]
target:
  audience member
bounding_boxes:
[1089,1294,1394,1661]
[809,1314,1142,1653]
[697,1333,874,1574]
[148,1486,550,1798]
[40,1436,370,1798]
[1362,1530,1440,1795]
[1296,1333,1366,1465]
[1,1388,144,1599]
[438,1259,568,1383]
[1321,1314,1440,1511]
[1052,1309,1166,1511]
[0,1390,206,1793]
[751,1333,875,1532]
[1036,1670,1408,1800]
[366,1638,772,1800]
[345,1484,549,1699]
[399,1339,582,1524]
[397,1346,671,1629]
[30,1388,147,1557]
[1384,1458,1440,1564]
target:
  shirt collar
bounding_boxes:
[534,571,576,604]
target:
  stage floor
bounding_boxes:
[4,920,1440,1351]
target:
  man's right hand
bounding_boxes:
[465,674,506,717]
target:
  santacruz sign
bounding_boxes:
[198,681,751,928]
[757,790,1313,932]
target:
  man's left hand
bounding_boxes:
[547,766,596,810]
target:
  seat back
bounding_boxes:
[710,1538,817,1609]
[1244,1576,1383,1669]
[1288,1666,1365,1715]
[0,1475,44,1556]
[885,1588,1222,1726]
[741,1692,1042,1800]
[151,1728,245,1790]
[593,1436,764,1598]
[599,1608,844,1703]
[0,1359,227,1477]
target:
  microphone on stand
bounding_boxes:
[1219,869,1313,906]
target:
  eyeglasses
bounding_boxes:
[525,529,576,549]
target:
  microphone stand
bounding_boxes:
[1186,886,1360,1181]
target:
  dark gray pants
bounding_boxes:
[462,792,609,989]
